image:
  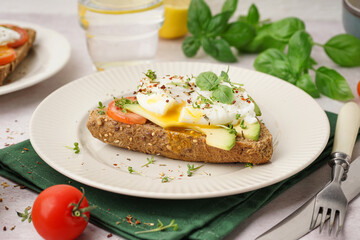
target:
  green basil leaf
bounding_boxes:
[206,11,232,37]
[212,85,234,104]
[221,0,238,17]
[315,66,354,101]
[254,49,296,84]
[187,0,212,37]
[222,22,255,48]
[306,57,317,71]
[270,17,305,42]
[239,23,286,53]
[287,30,313,76]
[324,34,360,67]
[219,70,229,82]
[196,71,220,90]
[182,36,201,57]
[201,38,237,62]
[247,4,260,25]
[237,15,247,23]
[296,74,320,98]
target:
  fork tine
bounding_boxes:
[336,210,345,236]
[310,205,320,229]
[328,209,337,235]
[319,207,328,233]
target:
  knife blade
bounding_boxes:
[256,155,360,240]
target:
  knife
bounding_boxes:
[255,155,360,240]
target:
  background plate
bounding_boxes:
[30,62,330,199]
[0,20,71,95]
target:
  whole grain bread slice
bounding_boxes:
[0,28,36,85]
[87,110,273,164]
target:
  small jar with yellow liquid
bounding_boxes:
[78,0,164,70]
[159,0,190,39]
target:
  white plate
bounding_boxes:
[30,62,330,199]
[0,20,71,95]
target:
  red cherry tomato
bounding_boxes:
[1,25,29,48]
[32,185,93,240]
[107,96,147,124]
[357,80,360,97]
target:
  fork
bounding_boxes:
[310,102,360,235]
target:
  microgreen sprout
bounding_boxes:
[144,69,157,81]
[218,124,237,135]
[17,206,32,223]
[235,113,241,120]
[97,101,105,115]
[161,176,171,183]
[142,156,155,167]
[65,142,80,154]
[135,219,178,234]
[114,97,137,113]
[128,166,142,175]
[245,163,253,168]
[187,164,204,177]
[240,119,247,129]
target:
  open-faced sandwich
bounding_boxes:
[0,24,36,85]
[87,69,273,164]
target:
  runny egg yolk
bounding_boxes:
[138,101,217,129]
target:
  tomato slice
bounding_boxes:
[0,46,16,65]
[107,97,147,124]
[1,25,29,48]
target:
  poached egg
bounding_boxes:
[135,72,257,129]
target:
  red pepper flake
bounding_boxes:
[113,164,117,166]
[107,233,113,238]
[233,100,236,104]
[135,220,141,225]
[23,148,29,151]
[241,97,245,101]
[36,161,41,164]
[169,77,173,80]
[28,171,31,174]
[3,226,6,231]
[235,90,239,93]
[107,208,110,211]
[126,215,133,224]
[166,99,169,103]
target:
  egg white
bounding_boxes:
[0,27,20,46]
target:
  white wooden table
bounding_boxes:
[1,0,360,239]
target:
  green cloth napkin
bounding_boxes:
[0,112,355,240]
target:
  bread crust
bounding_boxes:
[0,28,36,85]
[87,110,273,164]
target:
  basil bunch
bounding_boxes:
[183,1,359,101]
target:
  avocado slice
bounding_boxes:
[124,104,236,150]
[234,120,260,141]
[194,127,236,151]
